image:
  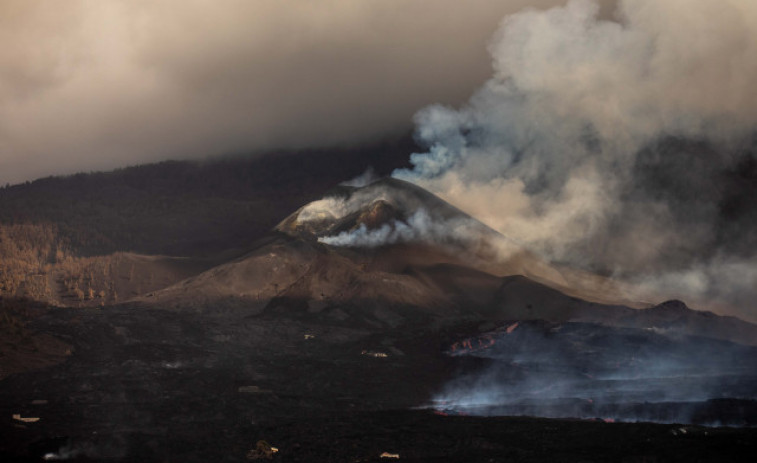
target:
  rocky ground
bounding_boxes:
[1,301,757,462]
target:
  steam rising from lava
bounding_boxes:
[432,321,757,425]
[393,0,757,319]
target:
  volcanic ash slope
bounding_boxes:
[140,178,757,344]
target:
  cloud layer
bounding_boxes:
[0,0,571,185]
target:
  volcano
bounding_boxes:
[136,177,757,425]
[142,177,757,345]
[2,177,757,462]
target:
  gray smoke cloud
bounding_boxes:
[0,0,578,185]
[394,0,757,320]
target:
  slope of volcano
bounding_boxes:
[3,177,757,462]
[141,178,757,345]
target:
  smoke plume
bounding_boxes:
[298,180,520,254]
[318,208,483,248]
[394,0,757,320]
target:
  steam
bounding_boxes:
[394,0,757,319]
[319,208,479,248]
[340,168,379,188]
[300,181,519,254]
[432,321,757,425]
[296,184,398,224]
[41,440,105,461]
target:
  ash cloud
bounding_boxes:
[0,0,575,185]
[394,0,757,320]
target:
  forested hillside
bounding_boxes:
[0,224,209,306]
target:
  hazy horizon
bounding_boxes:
[1,0,607,186]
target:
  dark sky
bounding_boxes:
[0,0,594,185]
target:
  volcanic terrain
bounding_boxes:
[2,178,757,462]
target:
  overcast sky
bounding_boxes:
[0,0,605,185]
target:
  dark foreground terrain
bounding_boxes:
[2,302,757,462]
[3,173,757,462]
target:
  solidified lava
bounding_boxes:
[2,179,757,462]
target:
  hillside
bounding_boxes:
[142,177,757,346]
[0,137,413,306]
[0,137,414,258]
[2,173,757,462]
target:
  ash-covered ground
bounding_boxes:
[1,299,757,462]
[3,179,757,462]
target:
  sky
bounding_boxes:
[0,0,594,186]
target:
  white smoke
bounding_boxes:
[317,208,493,249]
[296,186,392,223]
[394,0,757,319]
[631,256,757,316]
[297,179,522,255]
[340,167,378,188]
[319,209,432,247]
[430,321,757,425]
